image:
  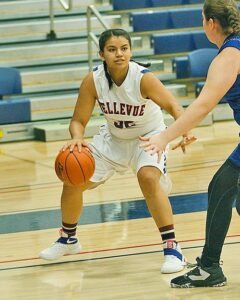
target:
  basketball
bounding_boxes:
[55,146,95,186]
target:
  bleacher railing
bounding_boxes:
[47,0,73,40]
[87,5,109,71]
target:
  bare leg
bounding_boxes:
[39,181,99,260]
[61,181,100,223]
[137,166,173,228]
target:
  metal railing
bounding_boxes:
[47,0,73,40]
[87,5,109,71]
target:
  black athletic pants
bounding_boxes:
[201,159,240,267]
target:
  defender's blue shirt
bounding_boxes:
[218,34,240,167]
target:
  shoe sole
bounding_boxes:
[39,244,81,260]
[161,259,187,274]
[171,281,227,288]
[161,265,186,274]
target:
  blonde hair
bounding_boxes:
[204,0,240,35]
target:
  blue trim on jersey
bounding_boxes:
[93,66,98,72]
[218,34,240,53]
[141,69,150,74]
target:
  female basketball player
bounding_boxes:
[140,0,240,287]
[39,28,193,273]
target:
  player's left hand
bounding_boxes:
[171,134,197,153]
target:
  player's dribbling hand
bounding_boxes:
[61,139,93,152]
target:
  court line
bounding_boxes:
[0,235,239,271]
[0,158,224,192]
[0,190,208,215]
[0,182,60,193]
[0,193,210,233]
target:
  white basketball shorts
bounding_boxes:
[89,125,172,194]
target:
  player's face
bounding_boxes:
[99,36,132,70]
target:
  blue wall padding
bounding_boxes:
[0,99,31,124]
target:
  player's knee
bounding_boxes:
[137,167,159,187]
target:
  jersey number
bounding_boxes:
[114,121,136,129]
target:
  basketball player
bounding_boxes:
[40,28,194,273]
[140,0,240,287]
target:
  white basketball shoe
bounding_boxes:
[161,240,186,274]
[39,231,81,260]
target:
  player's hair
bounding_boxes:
[203,0,240,35]
[98,28,150,89]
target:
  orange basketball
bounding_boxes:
[55,146,95,186]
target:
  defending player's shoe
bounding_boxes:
[170,257,227,288]
[39,231,81,260]
[161,240,186,274]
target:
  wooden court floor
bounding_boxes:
[0,120,239,299]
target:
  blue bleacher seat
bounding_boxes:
[152,31,217,54]
[131,8,202,32]
[0,99,31,124]
[152,32,193,54]
[170,8,202,29]
[190,49,218,97]
[192,31,216,49]
[112,0,204,10]
[183,0,204,3]
[172,56,189,78]
[0,67,22,98]
[151,0,182,7]
[131,11,170,32]
[172,48,218,79]
[112,0,151,10]
[188,48,218,77]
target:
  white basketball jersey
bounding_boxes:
[93,61,166,139]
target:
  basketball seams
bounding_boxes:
[81,149,95,170]
[65,151,75,185]
[55,147,95,186]
[82,147,95,165]
[72,151,86,183]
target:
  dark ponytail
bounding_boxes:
[103,61,113,89]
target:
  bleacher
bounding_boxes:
[130,8,203,32]
[0,0,234,143]
[112,0,204,10]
